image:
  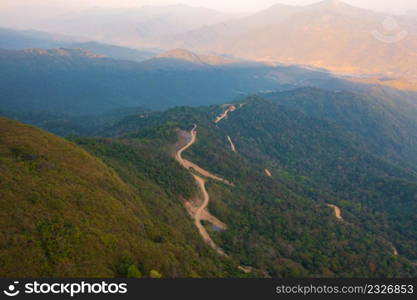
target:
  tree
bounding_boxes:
[127,265,142,278]
[149,270,162,278]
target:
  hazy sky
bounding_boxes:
[1,0,417,14]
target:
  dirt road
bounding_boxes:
[214,105,236,123]
[175,125,269,275]
[175,125,228,256]
[327,204,400,257]
[175,124,197,167]
[227,136,237,153]
[327,204,342,220]
[192,174,227,256]
[175,125,232,185]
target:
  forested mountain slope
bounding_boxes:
[105,98,417,277]
[210,99,417,262]
[262,87,417,170]
[2,46,417,120]
[0,117,237,277]
[0,48,288,114]
[2,86,416,278]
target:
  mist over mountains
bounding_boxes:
[166,0,417,85]
[3,1,417,88]
[15,4,237,49]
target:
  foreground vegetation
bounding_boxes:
[0,118,238,277]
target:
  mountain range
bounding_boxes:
[165,0,417,88]
[1,44,417,115]
[28,5,237,49]
[0,28,158,62]
[3,1,417,89]
[0,47,303,114]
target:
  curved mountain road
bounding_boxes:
[175,124,269,275]
[327,204,343,220]
[175,125,232,185]
[192,174,227,256]
[175,125,228,256]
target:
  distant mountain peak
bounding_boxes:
[158,48,240,66]
[159,48,205,64]
[317,0,344,7]
[307,0,356,11]
[324,0,342,4]
[22,48,106,59]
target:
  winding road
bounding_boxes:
[175,125,228,256]
[192,174,226,256]
[177,118,406,274]
[214,105,236,123]
[175,123,268,275]
[227,136,237,153]
[175,125,232,185]
[327,204,343,220]
[327,204,400,257]
[265,169,272,177]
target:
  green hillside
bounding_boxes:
[262,87,417,170]
[212,98,417,262]
[105,99,417,277]
[0,117,236,277]
[2,0,417,281]
[2,85,417,278]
